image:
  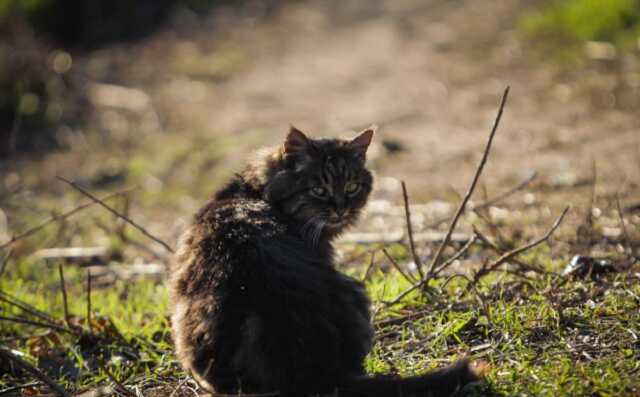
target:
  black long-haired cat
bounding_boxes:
[169,126,483,396]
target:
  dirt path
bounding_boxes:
[123,0,638,194]
[8,0,639,246]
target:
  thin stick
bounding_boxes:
[0,348,70,397]
[361,251,377,282]
[473,171,538,211]
[58,264,72,329]
[426,87,510,278]
[386,183,566,308]
[0,382,41,396]
[86,269,92,334]
[96,358,134,397]
[0,315,73,334]
[0,247,13,277]
[471,206,570,284]
[382,248,418,285]
[0,290,57,324]
[426,168,535,229]
[432,234,477,276]
[400,181,424,280]
[57,176,174,253]
[472,225,554,276]
[0,188,135,250]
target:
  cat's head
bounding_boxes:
[264,125,375,243]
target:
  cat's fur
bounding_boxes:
[169,126,483,396]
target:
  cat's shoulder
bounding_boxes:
[192,197,285,243]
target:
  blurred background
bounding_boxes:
[1,0,639,253]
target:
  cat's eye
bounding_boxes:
[311,186,327,197]
[345,183,360,195]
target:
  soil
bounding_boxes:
[4,0,640,248]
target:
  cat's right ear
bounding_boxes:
[283,125,314,169]
[284,125,311,156]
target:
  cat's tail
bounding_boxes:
[337,359,486,397]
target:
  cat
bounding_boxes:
[168,126,483,396]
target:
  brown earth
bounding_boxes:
[3,0,640,251]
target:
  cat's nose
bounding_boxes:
[334,209,346,218]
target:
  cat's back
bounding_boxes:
[170,197,286,297]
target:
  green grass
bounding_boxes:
[2,235,639,395]
[519,0,640,63]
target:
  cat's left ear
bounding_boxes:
[347,125,376,157]
[284,125,311,156]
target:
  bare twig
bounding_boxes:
[0,315,72,334]
[0,382,41,396]
[432,234,478,276]
[86,269,92,334]
[426,168,536,229]
[56,176,174,253]
[0,348,70,397]
[426,87,510,279]
[472,171,537,212]
[0,290,57,324]
[471,206,570,284]
[401,181,424,280]
[472,225,556,276]
[384,278,426,307]
[0,187,135,250]
[382,248,418,285]
[57,264,72,329]
[361,251,377,282]
[96,358,134,397]
[374,309,431,328]
[0,247,12,277]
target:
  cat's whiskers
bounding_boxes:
[311,219,326,249]
[300,214,324,245]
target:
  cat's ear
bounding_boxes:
[284,125,311,156]
[347,125,376,157]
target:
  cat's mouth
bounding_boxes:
[326,219,347,228]
[325,214,353,229]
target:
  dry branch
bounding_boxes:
[0,315,72,334]
[426,87,510,279]
[382,248,418,284]
[361,251,377,282]
[384,87,510,306]
[472,171,538,212]
[86,269,92,334]
[56,176,174,254]
[432,234,478,276]
[401,181,424,280]
[58,264,72,329]
[0,247,12,277]
[471,206,570,284]
[0,188,134,250]
[425,169,536,229]
[0,290,57,324]
[96,358,134,397]
[0,347,71,397]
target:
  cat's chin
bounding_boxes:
[323,218,356,236]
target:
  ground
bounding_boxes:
[1,0,639,396]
